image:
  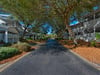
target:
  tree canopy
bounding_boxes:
[0,0,100,39]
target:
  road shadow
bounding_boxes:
[32,39,69,55]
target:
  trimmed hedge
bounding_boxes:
[12,43,31,52]
[0,47,19,60]
[90,41,96,47]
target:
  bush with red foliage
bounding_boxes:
[59,40,74,45]
[76,39,90,47]
[59,39,91,47]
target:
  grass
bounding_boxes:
[96,33,100,40]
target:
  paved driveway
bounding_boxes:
[0,39,100,75]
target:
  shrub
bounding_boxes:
[3,43,12,47]
[26,38,33,40]
[56,37,63,40]
[59,40,74,45]
[19,38,28,42]
[63,41,68,44]
[96,33,100,40]
[12,43,31,52]
[90,41,96,47]
[61,40,69,45]
[26,40,37,46]
[0,47,19,60]
[95,42,100,48]
[0,40,4,44]
[77,39,90,46]
[66,40,74,45]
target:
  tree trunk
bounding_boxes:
[56,31,63,38]
[20,27,27,40]
[64,19,75,39]
[64,19,78,47]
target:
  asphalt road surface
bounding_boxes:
[0,39,100,75]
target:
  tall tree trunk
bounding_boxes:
[64,19,75,39]
[56,30,63,39]
[20,27,27,40]
[64,19,78,47]
[21,23,30,40]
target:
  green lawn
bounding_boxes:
[96,33,100,40]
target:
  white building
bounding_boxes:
[71,9,100,42]
[0,16,23,44]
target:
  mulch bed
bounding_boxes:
[72,47,100,64]
[60,40,100,64]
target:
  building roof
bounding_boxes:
[81,9,100,21]
[71,8,100,33]
[8,27,18,34]
[71,21,100,33]
[0,26,18,34]
[0,18,22,34]
[0,19,5,24]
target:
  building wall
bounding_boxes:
[0,33,4,42]
[83,17,100,28]
[8,33,19,43]
[72,17,100,42]
[0,32,19,43]
[0,16,22,44]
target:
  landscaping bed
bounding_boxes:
[0,39,45,65]
[0,42,36,64]
[0,52,27,64]
[59,39,100,65]
[59,39,100,49]
[72,47,100,64]
[0,47,20,61]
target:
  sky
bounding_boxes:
[93,6,99,10]
[70,16,79,26]
[42,23,52,34]
[70,20,79,26]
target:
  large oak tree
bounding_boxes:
[43,0,99,39]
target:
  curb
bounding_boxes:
[69,50,100,70]
[0,43,43,72]
[0,43,45,72]
[0,52,31,72]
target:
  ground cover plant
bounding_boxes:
[0,47,19,61]
[12,42,31,52]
